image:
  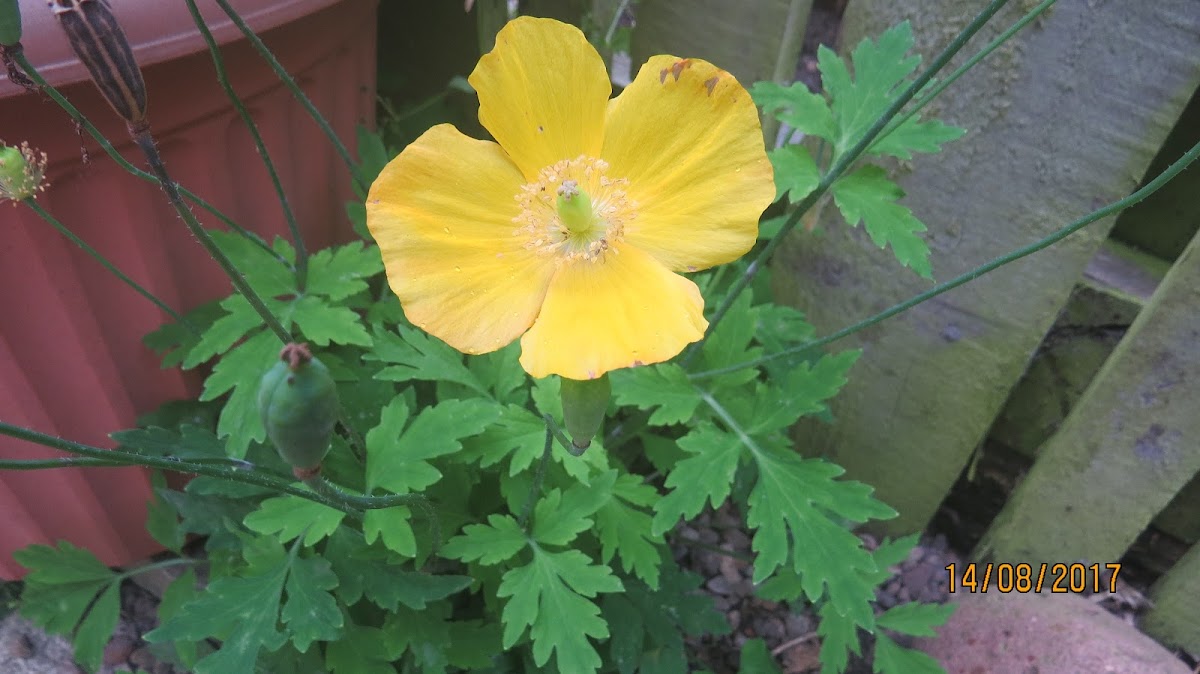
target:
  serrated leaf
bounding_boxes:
[157,570,200,668]
[468,342,527,403]
[876,602,954,638]
[865,534,921,585]
[533,470,616,546]
[747,350,860,434]
[244,494,345,547]
[366,397,501,494]
[769,145,821,203]
[594,474,664,588]
[202,330,282,458]
[739,639,782,674]
[819,22,920,157]
[354,125,392,194]
[872,634,946,674]
[750,81,835,141]
[146,485,185,553]
[831,166,932,278]
[818,603,861,674]
[447,619,505,670]
[869,117,965,160]
[383,606,452,673]
[144,300,224,369]
[442,514,527,565]
[699,294,761,389]
[651,426,744,535]
[282,556,343,652]
[182,296,264,368]
[14,541,114,585]
[209,230,295,299]
[746,445,895,627]
[362,506,417,557]
[611,365,701,426]
[326,622,400,674]
[460,405,598,484]
[498,548,623,672]
[291,295,371,346]
[305,242,384,301]
[368,326,486,394]
[603,595,645,674]
[73,581,121,673]
[145,553,289,674]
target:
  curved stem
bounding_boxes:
[183,0,308,291]
[115,557,198,582]
[12,51,287,266]
[685,0,1012,364]
[23,199,193,331]
[130,130,292,344]
[689,138,1200,380]
[210,0,363,193]
[301,474,441,554]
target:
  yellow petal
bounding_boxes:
[519,245,707,379]
[367,124,556,354]
[469,17,611,181]
[602,56,775,272]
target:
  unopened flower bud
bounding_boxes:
[0,141,47,203]
[1,0,23,46]
[559,374,610,454]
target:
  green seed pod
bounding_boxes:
[0,0,22,46]
[559,374,610,454]
[257,343,339,470]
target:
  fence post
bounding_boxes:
[773,0,1200,534]
[976,228,1200,564]
[1142,540,1200,653]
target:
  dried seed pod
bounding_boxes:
[0,0,22,46]
[48,0,147,128]
[257,343,339,470]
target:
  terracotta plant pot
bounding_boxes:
[0,0,378,578]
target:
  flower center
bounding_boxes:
[513,155,634,264]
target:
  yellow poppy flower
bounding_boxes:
[366,17,774,380]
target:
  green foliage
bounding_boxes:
[753,21,965,279]
[12,19,961,674]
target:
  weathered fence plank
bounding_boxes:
[773,0,1200,534]
[1141,540,1200,653]
[976,228,1200,565]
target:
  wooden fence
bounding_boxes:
[566,0,1200,655]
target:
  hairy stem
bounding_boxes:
[183,0,308,291]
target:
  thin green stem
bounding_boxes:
[115,557,198,582]
[762,0,809,147]
[879,0,1055,140]
[0,457,135,470]
[23,199,193,331]
[183,0,308,291]
[11,52,286,266]
[544,413,584,457]
[519,421,555,532]
[0,420,355,515]
[210,0,363,193]
[689,139,1200,380]
[300,474,439,549]
[603,0,632,46]
[684,0,1011,365]
[130,130,292,344]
